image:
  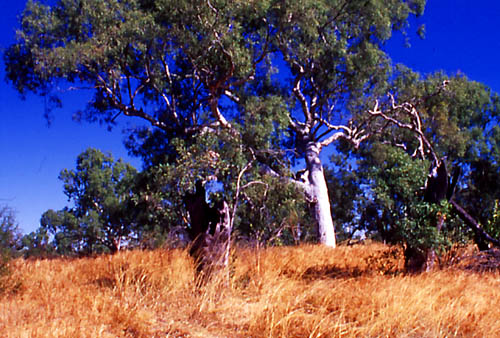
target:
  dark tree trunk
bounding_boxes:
[406,159,500,272]
[183,181,232,280]
[406,160,450,272]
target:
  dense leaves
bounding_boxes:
[5,0,428,246]
[359,146,465,248]
[0,206,21,256]
[346,71,500,259]
[7,0,500,259]
[0,205,22,291]
[39,148,138,254]
[131,131,314,246]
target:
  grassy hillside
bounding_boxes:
[1,243,499,337]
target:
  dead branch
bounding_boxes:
[292,63,313,127]
[368,96,439,164]
[450,199,500,248]
[317,119,369,150]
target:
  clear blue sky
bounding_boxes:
[1,1,499,234]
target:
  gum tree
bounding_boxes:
[41,148,138,254]
[350,68,500,269]
[5,0,426,246]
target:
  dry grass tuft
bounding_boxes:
[1,243,499,337]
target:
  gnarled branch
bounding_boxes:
[368,96,439,164]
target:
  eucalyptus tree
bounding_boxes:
[5,0,427,246]
[352,68,500,268]
[0,205,22,286]
[41,148,138,254]
[0,205,22,258]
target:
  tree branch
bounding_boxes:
[368,97,439,164]
[159,54,181,125]
[292,63,313,127]
[260,164,312,198]
[316,118,369,150]
[450,199,500,247]
[209,98,239,137]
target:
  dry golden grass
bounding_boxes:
[1,242,500,337]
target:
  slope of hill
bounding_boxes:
[1,243,499,337]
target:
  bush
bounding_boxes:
[0,205,22,294]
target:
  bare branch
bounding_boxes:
[450,199,500,248]
[92,200,103,214]
[368,96,439,164]
[159,55,181,125]
[254,19,271,66]
[240,180,269,191]
[288,116,302,132]
[260,164,312,198]
[316,118,369,150]
[230,160,253,228]
[209,99,239,137]
[96,74,116,98]
[381,140,408,152]
[317,117,352,135]
[206,0,218,14]
[224,89,240,103]
[292,63,313,126]
[125,73,135,109]
[318,131,347,149]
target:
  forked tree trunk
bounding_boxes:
[305,142,336,247]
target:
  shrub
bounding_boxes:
[0,205,22,295]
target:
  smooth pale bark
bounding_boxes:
[305,142,336,247]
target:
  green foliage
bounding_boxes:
[485,201,500,241]
[396,200,448,252]
[7,0,500,254]
[361,145,426,241]
[235,177,316,246]
[460,159,500,237]
[20,227,55,258]
[0,206,21,257]
[369,145,428,213]
[360,145,467,254]
[387,69,500,161]
[0,205,22,294]
[40,148,139,255]
[5,0,433,246]
[130,130,313,245]
[4,0,427,162]
[348,68,500,254]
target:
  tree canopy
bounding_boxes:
[7,1,500,263]
[5,0,431,247]
[0,205,22,283]
[0,206,22,257]
[40,148,138,254]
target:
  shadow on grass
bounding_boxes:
[280,265,367,281]
[449,248,500,273]
[300,265,366,280]
[281,247,405,280]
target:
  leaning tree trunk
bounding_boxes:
[305,142,336,247]
[450,199,500,249]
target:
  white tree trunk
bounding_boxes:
[305,142,336,247]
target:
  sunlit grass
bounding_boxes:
[1,242,499,337]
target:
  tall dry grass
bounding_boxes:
[1,243,499,337]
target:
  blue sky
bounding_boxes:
[1,0,499,234]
